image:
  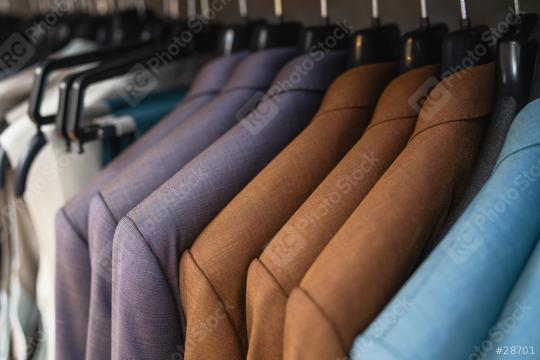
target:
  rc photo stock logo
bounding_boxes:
[239,91,280,136]
[0,33,36,75]
[442,220,485,265]
[408,76,452,121]
[116,63,159,107]
[265,226,307,269]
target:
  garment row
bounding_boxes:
[0,37,200,360]
[49,43,540,360]
[0,24,538,360]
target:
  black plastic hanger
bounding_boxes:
[399,0,448,73]
[13,39,158,198]
[2,0,153,76]
[12,0,200,197]
[19,2,91,68]
[216,0,267,54]
[349,0,401,67]
[62,0,253,151]
[512,0,540,102]
[0,147,8,188]
[441,0,492,77]
[296,0,349,53]
[30,40,154,128]
[529,42,540,101]
[495,0,539,107]
[0,9,21,43]
[249,0,301,50]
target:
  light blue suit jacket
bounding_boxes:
[350,98,540,360]
[482,238,540,359]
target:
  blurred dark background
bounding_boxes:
[4,0,540,32]
[168,0,540,31]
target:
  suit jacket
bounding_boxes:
[484,238,540,359]
[352,97,540,360]
[179,62,398,360]
[436,77,528,241]
[54,52,246,360]
[283,63,495,360]
[84,48,297,360]
[111,51,348,360]
[246,64,440,360]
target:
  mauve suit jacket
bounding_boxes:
[110,51,348,360]
[55,52,247,360]
[84,48,297,360]
[245,64,440,360]
[179,62,398,360]
[283,63,495,360]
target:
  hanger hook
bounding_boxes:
[274,0,283,21]
[78,0,88,13]
[86,0,95,15]
[162,0,167,17]
[320,0,328,24]
[238,0,247,18]
[40,0,45,13]
[1,0,8,13]
[420,0,428,20]
[419,0,431,28]
[371,0,378,20]
[135,0,146,13]
[459,0,468,21]
[200,0,209,19]
[459,0,471,28]
[187,0,196,19]
[371,0,382,27]
[514,0,522,14]
[30,0,36,13]
[169,0,180,19]
[109,0,116,14]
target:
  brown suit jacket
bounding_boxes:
[245,64,441,360]
[283,63,495,360]
[178,62,398,360]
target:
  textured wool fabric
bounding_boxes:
[283,63,495,360]
[179,62,398,360]
[84,48,297,360]
[55,52,245,360]
[436,88,524,241]
[111,51,348,360]
[245,64,440,360]
[483,239,540,359]
[351,97,540,360]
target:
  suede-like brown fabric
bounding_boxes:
[245,64,440,360]
[283,63,495,360]
[179,62,398,360]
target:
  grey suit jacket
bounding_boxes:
[110,50,348,359]
[55,52,247,360]
[84,48,297,360]
[435,91,523,242]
